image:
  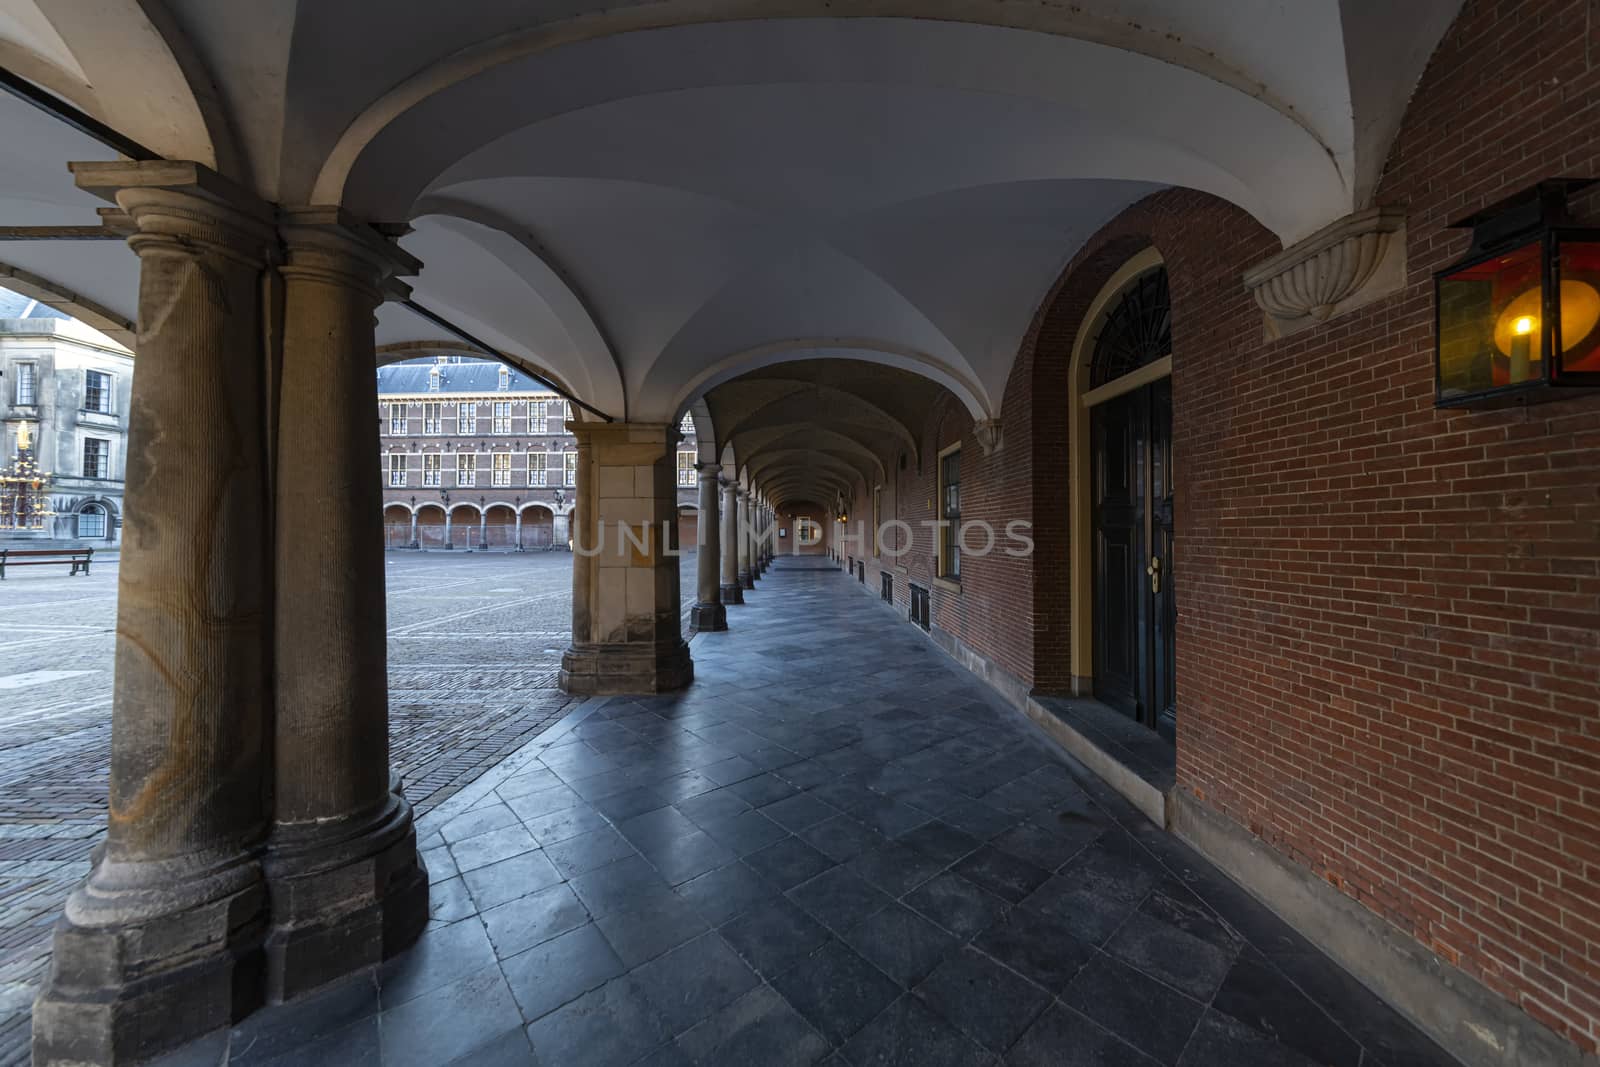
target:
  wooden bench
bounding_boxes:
[0,547,93,579]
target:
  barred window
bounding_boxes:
[493,452,511,486]
[84,370,112,414]
[456,452,476,487]
[388,454,407,487]
[423,454,441,486]
[938,447,960,579]
[82,437,111,479]
[528,452,548,486]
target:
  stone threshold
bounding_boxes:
[1022,696,1175,829]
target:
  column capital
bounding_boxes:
[72,159,278,265]
[696,461,722,478]
[279,205,422,302]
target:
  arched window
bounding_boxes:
[1090,268,1171,388]
[77,503,106,539]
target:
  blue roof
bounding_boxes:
[377,359,553,395]
[0,288,69,320]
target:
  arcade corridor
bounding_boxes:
[188,560,1451,1067]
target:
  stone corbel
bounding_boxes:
[1243,206,1407,339]
[973,418,1002,456]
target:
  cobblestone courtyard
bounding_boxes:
[0,550,696,1064]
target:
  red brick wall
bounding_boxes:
[977,0,1600,1050]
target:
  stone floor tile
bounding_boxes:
[719,897,834,978]
[519,801,612,847]
[378,914,498,1009]
[481,882,592,959]
[952,846,1051,904]
[567,853,678,917]
[447,824,541,874]
[913,946,1051,1053]
[544,825,639,880]
[378,964,524,1067]
[677,861,780,926]
[251,1016,382,1067]
[843,903,958,987]
[462,849,565,911]
[596,894,710,967]
[991,821,1096,872]
[1104,908,1236,1001]
[938,799,1020,841]
[839,994,991,1067]
[638,828,739,885]
[696,809,791,855]
[786,865,894,934]
[897,820,984,868]
[230,971,379,1064]
[617,806,701,850]
[438,802,521,843]
[1209,952,1363,1067]
[849,842,948,897]
[674,985,831,1067]
[744,835,837,889]
[1060,953,1205,1066]
[592,785,674,822]
[770,940,902,1046]
[759,792,840,832]
[525,976,671,1067]
[675,787,753,827]
[1176,1009,1323,1067]
[500,922,625,1022]
[971,906,1095,993]
[1004,1003,1159,1067]
[629,931,762,1034]
[504,783,585,822]
[426,875,478,925]
[728,773,800,807]
[904,871,1010,941]
[799,814,889,862]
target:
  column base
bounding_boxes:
[739,569,754,590]
[721,582,745,605]
[32,849,269,1066]
[261,786,428,1003]
[690,602,728,632]
[560,639,693,695]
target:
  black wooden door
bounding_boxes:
[1091,380,1176,739]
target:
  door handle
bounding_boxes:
[1146,556,1161,594]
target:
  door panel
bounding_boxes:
[1090,380,1175,740]
[1091,391,1144,719]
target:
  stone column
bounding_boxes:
[560,422,693,693]
[737,488,754,589]
[35,162,279,1066]
[443,509,453,549]
[554,508,570,549]
[720,479,744,605]
[478,510,488,550]
[690,463,727,631]
[265,208,427,1003]
[409,510,419,549]
[514,509,523,550]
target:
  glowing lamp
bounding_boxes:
[1437,180,1600,406]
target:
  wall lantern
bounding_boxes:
[1436,179,1600,407]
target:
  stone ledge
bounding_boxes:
[1023,696,1174,829]
[1173,791,1591,1067]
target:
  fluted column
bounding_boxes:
[690,463,727,631]
[737,488,754,589]
[720,479,744,605]
[560,422,693,693]
[264,208,427,1002]
[35,162,278,1066]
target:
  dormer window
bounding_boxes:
[428,368,441,392]
[498,365,510,391]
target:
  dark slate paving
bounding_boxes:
[161,557,1462,1066]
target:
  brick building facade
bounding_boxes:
[378,356,700,550]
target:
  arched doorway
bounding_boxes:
[1071,250,1175,741]
[415,504,446,549]
[447,504,480,549]
[484,504,516,548]
[383,504,412,548]
[677,504,698,551]
[520,504,554,549]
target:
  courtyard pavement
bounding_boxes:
[136,556,1459,1067]
[0,549,697,1066]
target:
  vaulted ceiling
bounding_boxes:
[1,0,1465,500]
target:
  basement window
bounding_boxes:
[909,583,930,631]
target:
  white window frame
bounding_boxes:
[422,402,443,435]
[528,452,548,487]
[389,405,407,435]
[492,452,511,486]
[76,505,106,539]
[456,452,476,487]
[564,451,578,486]
[457,403,476,435]
[82,436,111,479]
[15,362,37,406]
[677,451,696,487]
[492,401,512,434]
[83,370,113,414]
[423,453,441,486]
[388,454,407,487]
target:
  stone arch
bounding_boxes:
[519,503,555,549]
[383,502,414,548]
[415,502,447,549]
[484,503,517,548]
